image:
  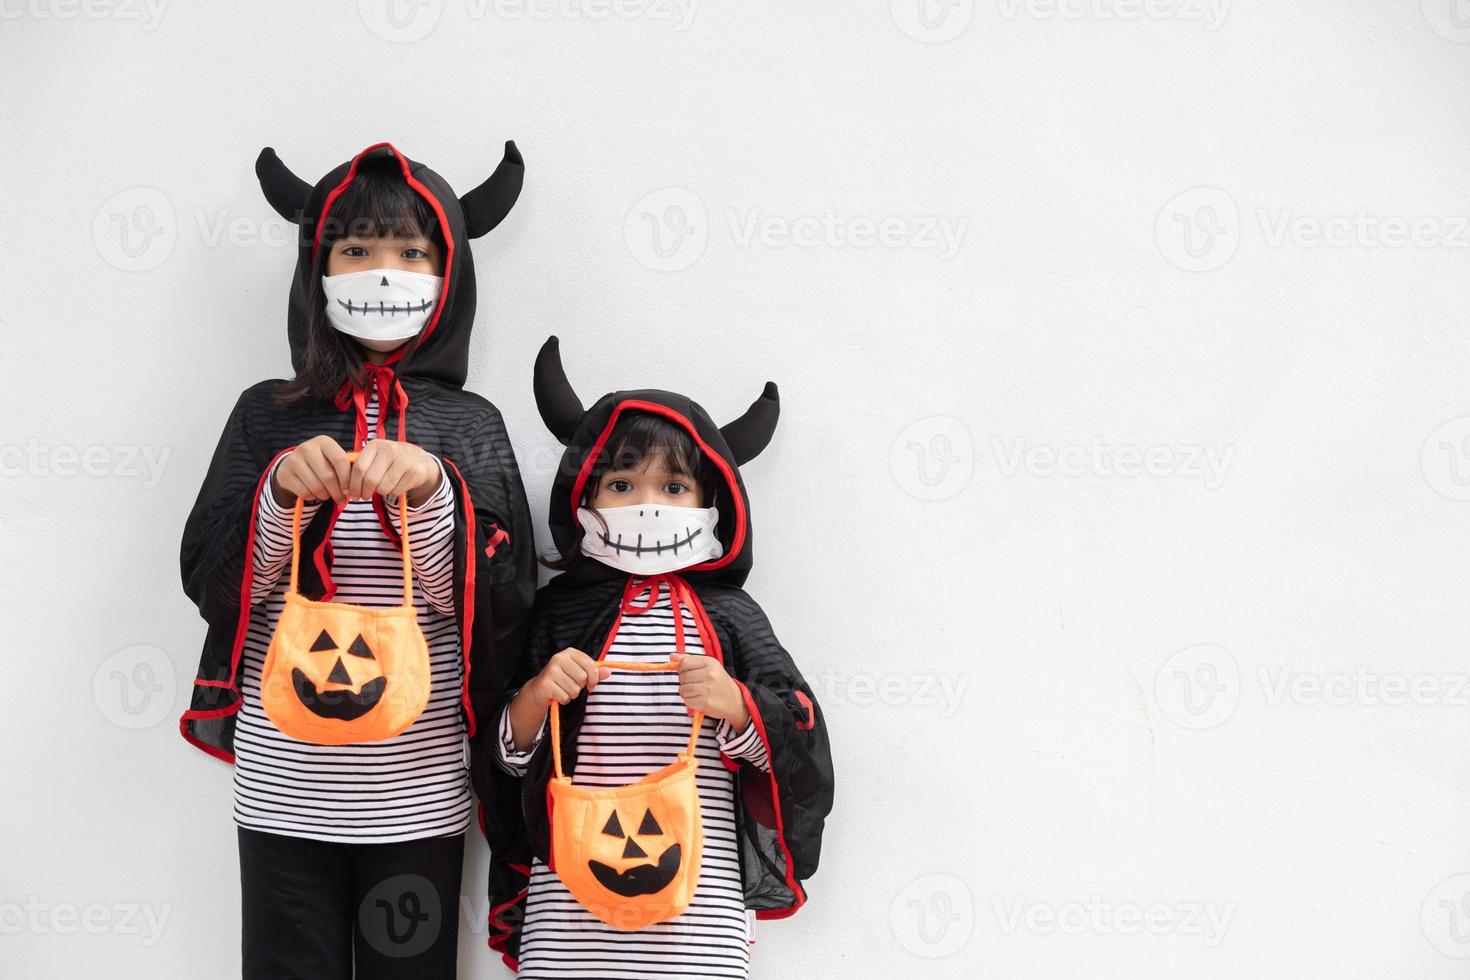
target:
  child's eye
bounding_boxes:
[341,245,368,257]
[606,478,632,493]
[664,482,687,496]
[402,247,428,260]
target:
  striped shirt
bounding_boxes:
[233,386,472,843]
[497,584,770,979]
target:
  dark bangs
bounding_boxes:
[275,158,444,408]
[317,157,442,245]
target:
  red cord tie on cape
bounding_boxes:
[315,363,412,598]
[334,362,409,449]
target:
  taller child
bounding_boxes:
[178,141,536,979]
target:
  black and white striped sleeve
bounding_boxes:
[251,453,323,604]
[715,716,771,772]
[495,696,546,776]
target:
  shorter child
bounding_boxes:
[474,337,834,978]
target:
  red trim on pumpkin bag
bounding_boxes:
[568,400,747,572]
[443,458,479,736]
[311,141,456,357]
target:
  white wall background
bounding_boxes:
[4,1,1470,977]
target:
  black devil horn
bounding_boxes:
[255,147,312,224]
[534,336,584,445]
[460,140,525,238]
[721,382,780,466]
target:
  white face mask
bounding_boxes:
[321,268,442,352]
[577,503,724,575]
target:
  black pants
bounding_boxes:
[238,827,464,980]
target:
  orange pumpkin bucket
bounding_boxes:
[547,659,704,931]
[259,451,431,745]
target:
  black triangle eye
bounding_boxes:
[601,811,624,837]
[347,635,374,659]
[310,629,336,652]
[637,809,662,836]
[622,837,647,859]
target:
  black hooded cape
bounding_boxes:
[474,336,835,970]
[178,141,537,789]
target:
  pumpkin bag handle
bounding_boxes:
[550,660,704,782]
[285,449,414,609]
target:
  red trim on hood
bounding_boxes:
[443,457,479,736]
[568,400,747,572]
[311,141,456,359]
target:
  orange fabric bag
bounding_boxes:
[259,451,431,745]
[547,659,705,931]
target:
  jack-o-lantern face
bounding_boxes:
[260,590,431,745]
[587,806,682,897]
[290,628,386,721]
